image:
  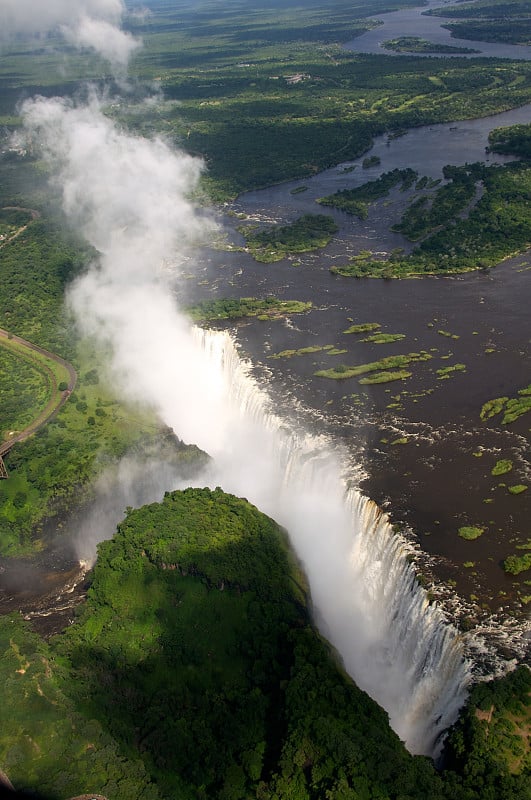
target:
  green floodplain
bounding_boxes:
[0,0,530,797]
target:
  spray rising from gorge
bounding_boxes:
[19,93,474,755]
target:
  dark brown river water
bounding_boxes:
[177,103,531,618]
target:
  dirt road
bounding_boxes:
[0,328,77,458]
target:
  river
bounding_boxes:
[176,99,530,622]
[345,0,531,60]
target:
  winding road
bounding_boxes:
[0,328,77,462]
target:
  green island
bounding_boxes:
[480,384,531,425]
[1,488,529,800]
[239,214,338,262]
[186,296,312,323]
[488,123,531,158]
[382,36,480,54]
[492,459,514,476]
[361,332,406,343]
[344,322,381,334]
[331,158,531,277]
[314,351,432,381]
[436,363,466,379]
[458,525,486,540]
[360,369,412,384]
[391,164,480,241]
[508,484,528,495]
[318,168,418,219]
[362,155,381,168]
[426,0,531,46]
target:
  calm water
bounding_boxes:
[345,0,531,60]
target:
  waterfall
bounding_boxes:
[185,326,471,757]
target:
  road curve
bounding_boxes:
[0,328,77,458]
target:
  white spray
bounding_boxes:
[192,328,471,756]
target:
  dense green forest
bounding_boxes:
[240,214,339,261]
[330,158,531,277]
[0,489,528,799]
[115,1,531,198]
[187,296,312,323]
[318,168,418,218]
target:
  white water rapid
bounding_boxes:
[188,327,471,757]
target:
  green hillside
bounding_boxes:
[1,488,529,799]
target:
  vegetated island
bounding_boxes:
[480,385,531,425]
[0,486,529,800]
[318,168,417,220]
[329,138,531,277]
[382,36,480,54]
[187,296,312,323]
[425,0,531,46]
[314,351,432,385]
[239,214,338,262]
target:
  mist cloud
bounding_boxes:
[0,0,139,69]
[20,94,232,452]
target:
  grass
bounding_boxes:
[268,344,334,359]
[343,322,380,334]
[314,351,431,380]
[508,485,528,495]
[503,553,531,575]
[0,341,164,555]
[436,363,466,379]
[360,333,405,344]
[359,370,412,384]
[437,330,460,340]
[480,385,531,425]
[480,397,509,421]
[458,526,485,540]
[491,459,513,476]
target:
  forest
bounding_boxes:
[1,488,529,799]
[329,154,531,277]
[240,215,339,262]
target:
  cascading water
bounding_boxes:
[189,326,471,757]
